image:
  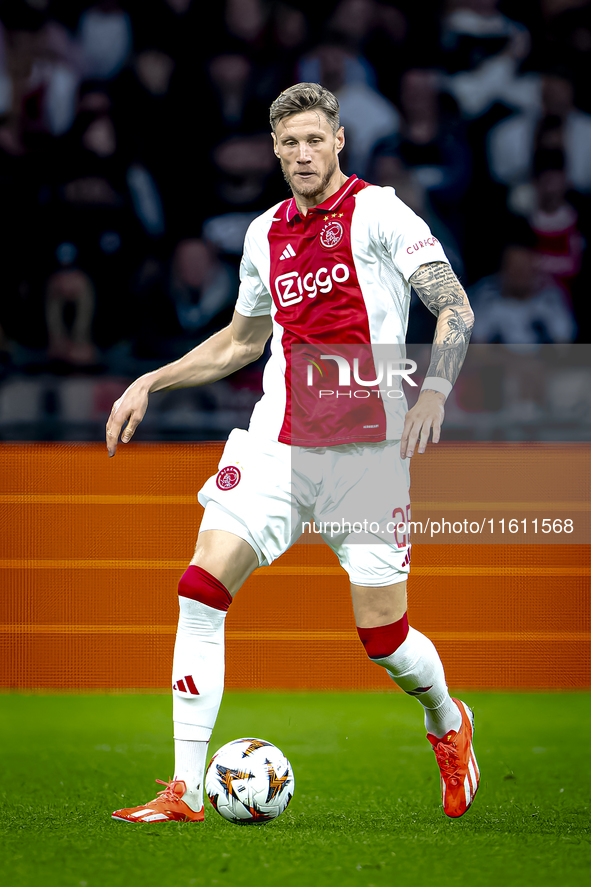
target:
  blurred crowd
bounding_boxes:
[1,0,590,380]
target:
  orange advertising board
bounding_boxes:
[1,442,589,690]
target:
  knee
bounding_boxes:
[178,565,232,611]
[357,613,409,660]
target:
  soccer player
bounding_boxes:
[107,83,478,823]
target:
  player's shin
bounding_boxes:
[172,565,232,811]
[358,618,461,738]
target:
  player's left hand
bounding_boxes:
[400,389,445,459]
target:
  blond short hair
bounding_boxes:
[269,83,340,134]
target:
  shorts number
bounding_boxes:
[392,503,411,547]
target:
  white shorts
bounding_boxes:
[198,428,411,587]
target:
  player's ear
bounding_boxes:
[271,132,279,158]
[335,126,345,155]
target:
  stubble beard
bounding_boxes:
[281,157,338,202]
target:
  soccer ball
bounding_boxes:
[205,737,294,824]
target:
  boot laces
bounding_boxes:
[154,778,182,804]
[433,740,461,785]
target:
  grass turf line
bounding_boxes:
[0,692,589,887]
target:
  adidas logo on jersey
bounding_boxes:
[279,243,296,261]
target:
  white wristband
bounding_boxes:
[421,376,452,400]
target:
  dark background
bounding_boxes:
[1,0,590,440]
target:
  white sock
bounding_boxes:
[172,593,227,808]
[373,626,462,738]
[423,696,462,739]
[174,739,209,812]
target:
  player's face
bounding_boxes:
[272,111,345,207]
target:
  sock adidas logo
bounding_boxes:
[405,685,433,697]
[279,243,296,260]
[173,675,199,695]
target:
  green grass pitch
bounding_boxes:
[1,692,589,887]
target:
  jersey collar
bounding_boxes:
[285,174,360,223]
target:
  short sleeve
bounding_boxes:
[235,223,273,318]
[374,186,450,282]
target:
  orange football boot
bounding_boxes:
[427,698,480,818]
[112,778,204,823]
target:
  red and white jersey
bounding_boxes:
[236,175,449,446]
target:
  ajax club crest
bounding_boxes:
[216,465,241,490]
[320,219,344,249]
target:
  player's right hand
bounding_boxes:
[106,382,149,457]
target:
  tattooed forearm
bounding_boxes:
[409,262,475,387]
[442,307,470,345]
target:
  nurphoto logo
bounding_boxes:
[304,353,417,399]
